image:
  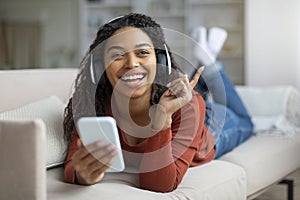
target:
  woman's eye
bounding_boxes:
[112,52,124,59]
[137,49,150,56]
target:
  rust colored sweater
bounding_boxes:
[64,91,215,192]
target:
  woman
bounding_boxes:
[63,13,215,192]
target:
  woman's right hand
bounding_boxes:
[71,140,117,185]
[150,67,204,130]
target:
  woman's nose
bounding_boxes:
[125,53,139,68]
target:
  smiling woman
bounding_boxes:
[63,13,215,192]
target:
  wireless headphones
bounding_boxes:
[158,44,172,75]
[90,16,172,85]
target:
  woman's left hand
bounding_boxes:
[150,66,204,130]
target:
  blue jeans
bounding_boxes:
[195,61,254,159]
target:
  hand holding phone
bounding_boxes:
[76,117,125,172]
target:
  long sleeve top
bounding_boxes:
[64,91,215,192]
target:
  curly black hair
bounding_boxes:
[63,13,183,144]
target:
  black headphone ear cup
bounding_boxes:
[156,52,167,66]
[155,52,169,85]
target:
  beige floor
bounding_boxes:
[254,168,300,200]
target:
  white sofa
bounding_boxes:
[0,68,299,200]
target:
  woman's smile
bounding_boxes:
[119,71,148,89]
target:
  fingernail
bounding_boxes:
[199,66,205,72]
[166,90,171,96]
[166,82,171,87]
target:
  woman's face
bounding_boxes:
[104,27,157,99]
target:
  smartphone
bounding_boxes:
[76,117,125,172]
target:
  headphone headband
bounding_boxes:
[107,15,124,24]
[164,44,171,75]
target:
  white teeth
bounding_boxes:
[121,74,144,81]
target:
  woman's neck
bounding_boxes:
[110,90,153,146]
[112,90,152,126]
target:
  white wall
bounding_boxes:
[245,0,300,89]
[298,13,300,89]
[0,0,80,68]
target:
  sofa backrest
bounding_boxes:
[0,68,77,112]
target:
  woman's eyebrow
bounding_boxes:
[106,46,125,53]
[135,43,153,49]
[106,43,153,53]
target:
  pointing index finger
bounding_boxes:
[190,66,205,88]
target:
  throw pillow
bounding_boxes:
[0,96,67,168]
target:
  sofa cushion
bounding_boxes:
[0,96,67,168]
[47,160,246,200]
[219,133,300,197]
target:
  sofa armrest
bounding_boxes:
[236,86,300,123]
[0,119,46,200]
[236,86,300,134]
[236,86,299,116]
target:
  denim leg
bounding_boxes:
[205,101,253,159]
[203,61,252,118]
[199,61,254,158]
